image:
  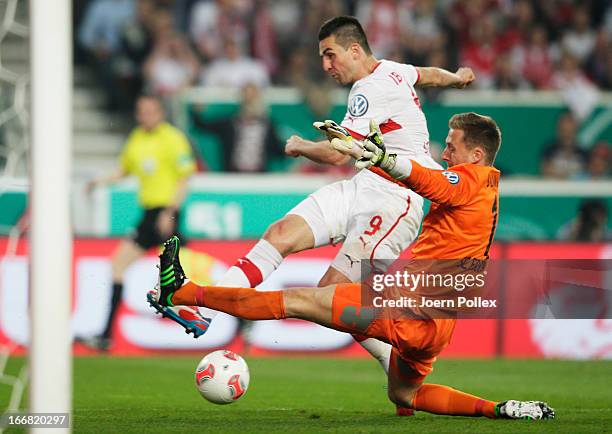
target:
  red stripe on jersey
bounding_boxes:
[235,257,263,287]
[345,124,407,187]
[344,127,366,140]
[415,67,421,84]
[379,119,402,134]
[345,120,402,139]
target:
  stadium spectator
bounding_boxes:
[77,95,196,351]
[78,0,135,56]
[355,0,402,57]
[268,0,302,63]
[540,111,588,179]
[587,28,612,90]
[74,0,612,94]
[446,0,498,46]
[552,52,599,121]
[559,199,611,242]
[200,37,270,88]
[497,0,535,53]
[585,141,611,180]
[535,0,575,41]
[512,25,554,89]
[278,46,316,88]
[190,83,283,172]
[459,13,502,88]
[399,0,445,66]
[143,10,199,107]
[113,0,156,111]
[189,0,251,63]
[77,0,136,111]
[251,0,280,78]
[561,6,596,65]
[493,52,526,90]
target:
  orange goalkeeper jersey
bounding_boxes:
[400,161,500,260]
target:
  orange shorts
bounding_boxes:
[331,283,456,378]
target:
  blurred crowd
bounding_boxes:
[74,0,611,178]
[75,0,612,106]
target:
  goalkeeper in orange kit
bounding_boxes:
[148,113,554,420]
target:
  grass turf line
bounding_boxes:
[1,357,610,433]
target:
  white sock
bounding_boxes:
[218,239,283,287]
[358,338,392,373]
[199,239,283,321]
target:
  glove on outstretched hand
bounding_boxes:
[313,119,365,160]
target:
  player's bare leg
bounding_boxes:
[210,214,315,347]
[263,214,316,256]
[216,214,315,289]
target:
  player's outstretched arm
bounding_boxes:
[285,135,351,165]
[333,119,476,206]
[415,67,475,89]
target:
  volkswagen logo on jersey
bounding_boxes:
[442,171,460,184]
[348,94,369,117]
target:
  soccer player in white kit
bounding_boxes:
[161,16,474,412]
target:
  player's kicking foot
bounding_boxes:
[147,292,211,338]
[146,236,211,338]
[495,400,555,420]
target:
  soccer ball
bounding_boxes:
[194,350,250,404]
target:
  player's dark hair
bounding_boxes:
[449,112,502,165]
[318,16,372,55]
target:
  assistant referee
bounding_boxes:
[79,94,196,351]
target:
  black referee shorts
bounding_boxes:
[131,207,187,250]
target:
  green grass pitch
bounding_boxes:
[2,356,611,433]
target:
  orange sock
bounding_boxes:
[413,384,497,418]
[171,281,286,320]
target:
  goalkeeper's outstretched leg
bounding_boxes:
[148,257,554,421]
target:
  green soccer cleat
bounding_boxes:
[495,400,555,420]
[154,235,186,307]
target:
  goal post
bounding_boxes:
[29,0,72,431]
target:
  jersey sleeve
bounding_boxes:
[402,161,480,207]
[170,129,196,177]
[403,64,419,86]
[341,80,390,139]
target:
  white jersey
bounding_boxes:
[341,59,441,170]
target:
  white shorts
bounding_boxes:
[288,169,424,282]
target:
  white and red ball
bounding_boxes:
[194,350,250,404]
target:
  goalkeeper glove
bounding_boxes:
[313,119,365,160]
[354,119,397,171]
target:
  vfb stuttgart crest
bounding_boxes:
[442,171,460,184]
[348,94,369,117]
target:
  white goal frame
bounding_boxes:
[29,0,72,432]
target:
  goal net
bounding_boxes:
[0,0,29,422]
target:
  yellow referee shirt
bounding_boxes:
[120,122,196,208]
